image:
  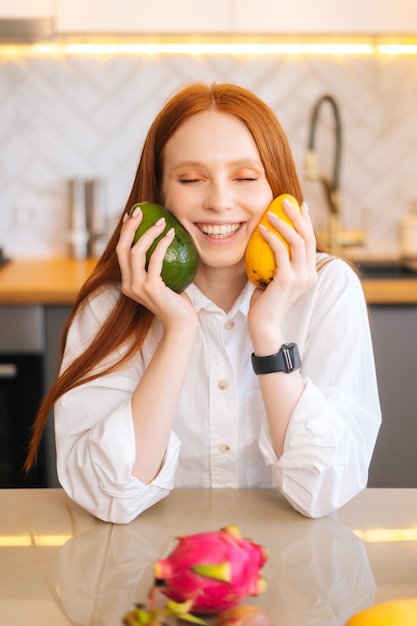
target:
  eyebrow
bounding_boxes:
[171,159,264,170]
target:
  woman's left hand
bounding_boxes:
[247,199,317,353]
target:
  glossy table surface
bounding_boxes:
[0,488,416,625]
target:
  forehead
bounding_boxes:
[163,110,261,163]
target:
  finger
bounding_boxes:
[279,200,317,262]
[146,227,175,282]
[117,208,154,293]
[259,224,291,271]
[116,211,142,282]
[281,198,311,232]
[298,202,318,264]
[266,212,301,253]
[117,207,143,254]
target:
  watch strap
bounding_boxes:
[251,342,301,375]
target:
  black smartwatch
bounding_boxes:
[251,343,301,375]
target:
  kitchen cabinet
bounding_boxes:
[0,305,46,488]
[54,0,417,36]
[234,0,417,34]
[0,302,70,488]
[3,0,417,36]
[0,0,53,18]
[368,305,417,488]
[55,0,231,34]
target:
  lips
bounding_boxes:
[198,223,241,239]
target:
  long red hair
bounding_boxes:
[25,81,306,470]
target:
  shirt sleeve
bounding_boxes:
[54,289,181,524]
[258,260,382,518]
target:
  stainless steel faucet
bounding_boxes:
[305,94,343,255]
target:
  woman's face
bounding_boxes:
[161,110,273,274]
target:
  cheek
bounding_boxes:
[252,194,273,223]
[161,189,190,225]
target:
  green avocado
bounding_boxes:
[130,202,198,293]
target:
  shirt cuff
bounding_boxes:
[259,378,348,473]
[87,398,181,496]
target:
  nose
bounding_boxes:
[202,178,233,213]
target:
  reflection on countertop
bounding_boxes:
[1,488,416,626]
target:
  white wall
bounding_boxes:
[1,51,417,258]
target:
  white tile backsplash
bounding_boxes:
[1,52,417,258]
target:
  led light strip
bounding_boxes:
[0,42,373,56]
[0,42,417,56]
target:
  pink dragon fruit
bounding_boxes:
[153,524,268,615]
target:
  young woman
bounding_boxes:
[26,82,381,523]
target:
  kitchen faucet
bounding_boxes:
[305,94,365,256]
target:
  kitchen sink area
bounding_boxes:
[355,260,417,280]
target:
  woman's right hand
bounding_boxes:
[116,207,198,332]
[117,207,198,485]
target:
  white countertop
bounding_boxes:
[0,488,416,625]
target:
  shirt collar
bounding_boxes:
[185,281,256,316]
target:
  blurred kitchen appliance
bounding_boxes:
[0,306,47,488]
[67,178,89,259]
[68,178,108,259]
[85,179,108,258]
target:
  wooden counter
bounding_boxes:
[1,257,417,305]
[0,258,97,304]
[362,279,417,304]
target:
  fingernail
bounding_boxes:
[267,211,278,220]
[302,201,309,213]
[165,227,175,237]
[259,224,269,232]
[131,206,141,218]
[122,213,129,223]
[282,198,294,210]
[155,217,165,226]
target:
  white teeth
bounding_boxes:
[199,223,240,239]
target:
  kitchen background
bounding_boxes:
[1,2,417,493]
[1,47,417,259]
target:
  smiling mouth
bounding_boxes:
[198,223,241,239]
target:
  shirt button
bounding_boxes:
[218,444,230,453]
[224,321,234,330]
[218,380,229,390]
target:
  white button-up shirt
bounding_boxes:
[55,254,381,523]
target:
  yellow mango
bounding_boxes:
[346,598,417,625]
[245,194,301,289]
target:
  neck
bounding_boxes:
[194,263,248,312]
